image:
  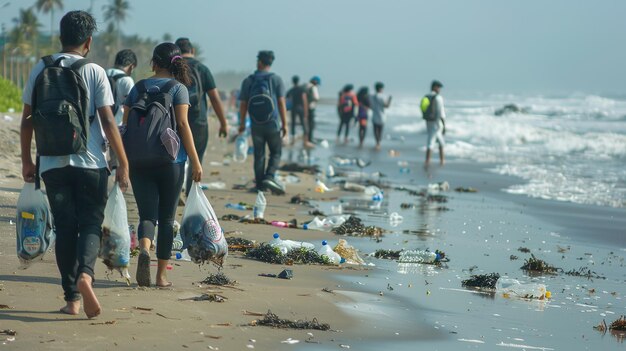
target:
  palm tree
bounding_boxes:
[8,8,41,89]
[35,0,64,46]
[103,0,130,51]
[15,8,41,55]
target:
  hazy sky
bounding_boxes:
[2,0,625,96]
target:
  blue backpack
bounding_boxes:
[247,73,276,124]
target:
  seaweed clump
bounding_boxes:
[374,249,402,260]
[332,216,384,238]
[245,244,328,265]
[461,273,501,290]
[520,254,561,274]
[564,266,606,280]
[200,272,236,286]
[251,310,330,331]
[226,237,257,252]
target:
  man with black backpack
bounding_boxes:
[20,10,129,319]
[174,38,228,196]
[420,80,446,166]
[238,50,287,194]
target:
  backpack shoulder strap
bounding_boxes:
[112,73,127,81]
[42,55,55,67]
[161,79,179,95]
[70,58,91,71]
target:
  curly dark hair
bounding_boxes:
[60,11,97,47]
[114,49,137,67]
[152,42,192,86]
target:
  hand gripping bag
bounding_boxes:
[180,182,228,265]
[99,183,131,284]
[16,183,55,268]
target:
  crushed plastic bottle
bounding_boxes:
[326,165,335,178]
[175,248,192,261]
[303,216,349,231]
[496,278,550,299]
[268,233,314,254]
[344,182,366,192]
[398,250,440,264]
[202,182,226,190]
[225,203,247,211]
[172,233,184,251]
[317,240,344,264]
[253,191,266,219]
[331,204,343,214]
[389,212,403,225]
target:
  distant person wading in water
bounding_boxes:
[356,86,370,148]
[421,80,446,166]
[337,84,358,144]
[369,82,392,151]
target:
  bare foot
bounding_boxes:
[77,273,101,319]
[303,141,316,149]
[375,144,381,151]
[59,300,80,315]
[156,280,173,288]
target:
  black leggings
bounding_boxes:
[373,123,384,144]
[290,107,307,137]
[130,163,184,260]
[337,114,352,139]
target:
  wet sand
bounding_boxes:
[0,113,625,350]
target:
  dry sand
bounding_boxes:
[0,114,373,350]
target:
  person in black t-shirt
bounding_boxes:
[285,75,314,148]
[175,38,228,196]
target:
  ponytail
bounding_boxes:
[170,57,192,86]
[151,42,192,86]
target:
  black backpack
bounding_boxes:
[186,60,204,120]
[247,73,276,124]
[421,93,438,121]
[123,79,180,167]
[107,71,128,115]
[31,55,91,156]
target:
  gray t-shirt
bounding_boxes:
[23,53,114,174]
[239,71,285,130]
[105,68,134,125]
[370,92,388,125]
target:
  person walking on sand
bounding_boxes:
[356,86,371,148]
[286,75,313,148]
[305,76,321,144]
[238,50,288,195]
[20,10,129,319]
[421,80,446,166]
[122,43,203,287]
[337,84,358,144]
[370,82,392,150]
[106,49,137,170]
[174,38,228,196]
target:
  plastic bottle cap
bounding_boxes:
[175,253,182,259]
[322,240,328,245]
[273,233,280,239]
[435,253,441,261]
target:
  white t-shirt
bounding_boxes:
[105,68,134,125]
[22,53,114,174]
[431,91,446,120]
[370,93,388,125]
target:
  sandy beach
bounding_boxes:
[1,110,625,351]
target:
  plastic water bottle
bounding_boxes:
[271,221,290,228]
[326,165,335,178]
[315,179,332,193]
[268,233,315,254]
[268,233,290,254]
[496,278,551,299]
[398,250,440,263]
[225,203,247,211]
[389,212,403,223]
[399,167,411,174]
[233,135,248,162]
[172,233,183,251]
[317,240,343,264]
[372,192,384,202]
[254,191,266,219]
[175,249,192,262]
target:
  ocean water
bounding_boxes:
[382,93,626,208]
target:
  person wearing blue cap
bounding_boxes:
[305,76,321,143]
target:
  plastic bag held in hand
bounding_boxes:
[16,183,55,268]
[99,182,131,284]
[180,182,228,265]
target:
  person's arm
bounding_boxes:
[122,105,130,125]
[385,95,392,108]
[301,91,309,121]
[207,88,228,138]
[439,96,446,120]
[99,105,129,191]
[20,104,36,183]
[175,104,203,182]
[238,101,248,135]
[278,97,288,138]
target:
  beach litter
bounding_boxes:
[496,278,551,300]
[226,237,257,252]
[279,163,320,174]
[0,330,16,336]
[15,182,55,268]
[373,249,402,260]
[99,184,131,284]
[200,272,236,286]
[333,239,365,265]
[179,294,227,302]
[428,181,450,192]
[518,247,531,253]
[398,249,447,264]
[201,182,226,190]
[250,310,331,331]
[246,244,329,265]
[461,273,501,290]
[595,315,626,333]
[290,194,310,205]
[332,216,384,238]
[520,254,561,274]
[278,269,293,279]
[564,266,606,280]
[455,187,478,193]
[315,179,333,193]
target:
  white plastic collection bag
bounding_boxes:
[16,183,55,268]
[180,182,228,265]
[99,183,131,283]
